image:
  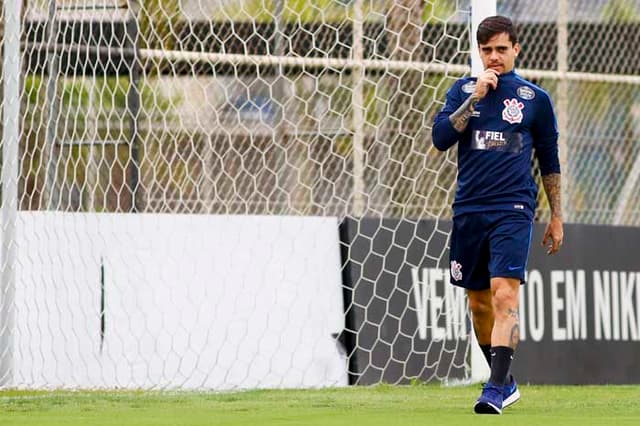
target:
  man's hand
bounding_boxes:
[473,69,499,99]
[542,216,563,255]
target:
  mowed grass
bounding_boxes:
[0,384,638,426]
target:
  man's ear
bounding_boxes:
[514,43,521,57]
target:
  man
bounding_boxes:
[432,16,563,414]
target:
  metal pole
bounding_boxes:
[86,77,98,212]
[44,0,60,210]
[613,104,640,225]
[470,0,496,77]
[1,0,23,387]
[273,0,288,214]
[557,0,570,221]
[469,0,496,384]
[351,0,365,217]
[126,11,141,212]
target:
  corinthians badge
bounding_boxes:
[450,260,463,281]
[502,98,524,124]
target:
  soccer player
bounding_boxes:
[431,16,563,414]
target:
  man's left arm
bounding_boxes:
[541,173,563,254]
[534,92,564,255]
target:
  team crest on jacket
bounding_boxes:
[502,98,524,124]
[517,86,535,100]
[450,260,463,281]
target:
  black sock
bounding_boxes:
[489,346,514,386]
[480,344,492,368]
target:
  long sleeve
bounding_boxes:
[532,92,560,176]
[432,82,464,151]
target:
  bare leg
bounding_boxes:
[474,277,521,414]
[490,277,520,348]
[467,288,494,342]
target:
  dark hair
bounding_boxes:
[477,15,518,45]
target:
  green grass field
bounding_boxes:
[0,384,638,425]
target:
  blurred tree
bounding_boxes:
[136,0,181,51]
[602,0,639,22]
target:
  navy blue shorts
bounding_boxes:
[449,211,533,290]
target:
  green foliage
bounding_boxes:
[21,74,178,212]
[209,0,454,23]
[423,0,458,23]
[602,0,640,22]
[409,377,428,386]
[138,0,182,50]
[24,75,176,136]
[213,0,349,23]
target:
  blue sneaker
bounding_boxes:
[474,382,503,414]
[473,382,502,414]
[502,377,520,408]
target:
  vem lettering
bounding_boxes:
[410,267,467,341]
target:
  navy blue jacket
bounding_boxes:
[432,70,560,219]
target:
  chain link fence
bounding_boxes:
[1,0,634,224]
[0,0,639,390]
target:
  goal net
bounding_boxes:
[0,0,638,389]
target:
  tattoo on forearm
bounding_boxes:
[542,173,562,219]
[507,308,519,320]
[448,95,480,132]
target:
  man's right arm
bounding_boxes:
[432,70,496,151]
[449,95,481,132]
[432,91,481,151]
[431,84,465,151]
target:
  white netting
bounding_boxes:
[0,0,638,389]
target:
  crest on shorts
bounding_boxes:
[450,260,463,281]
[502,98,524,124]
[517,86,535,100]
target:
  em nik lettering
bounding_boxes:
[411,268,640,342]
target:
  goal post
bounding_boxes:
[468,0,496,384]
[0,0,23,387]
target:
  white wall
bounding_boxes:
[14,212,347,389]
